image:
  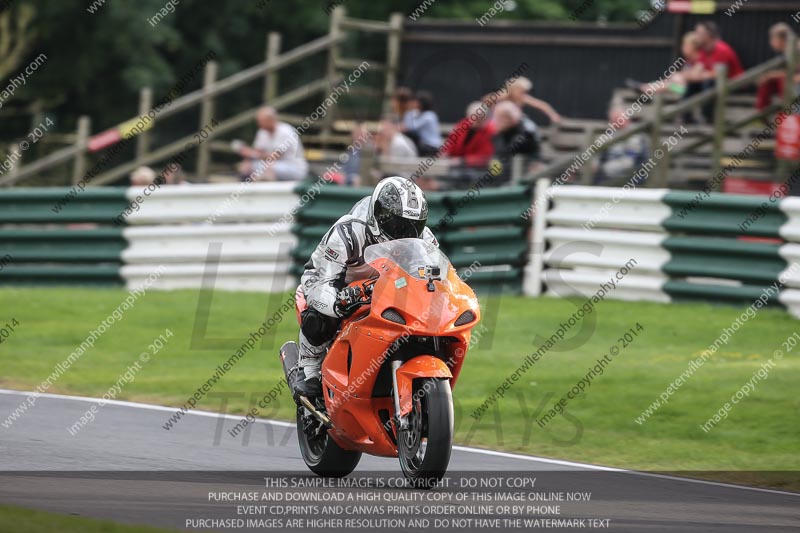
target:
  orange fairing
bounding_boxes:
[367,256,480,335]
[395,356,452,418]
[319,240,480,458]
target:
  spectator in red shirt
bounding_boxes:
[443,101,496,167]
[684,21,745,123]
[696,21,744,78]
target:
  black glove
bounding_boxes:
[334,286,362,317]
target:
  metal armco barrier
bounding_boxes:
[291,183,532,293]
[527,179,800,317]
[3,179,799,317]
[120,182,298,292]
[0,188,128,286]
[0,183,298,291]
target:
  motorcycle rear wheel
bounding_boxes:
[296,405,361,477]
[397,378,454,488]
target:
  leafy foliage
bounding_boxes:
[0,0,645,140]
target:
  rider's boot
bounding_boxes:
[295,331,329,398]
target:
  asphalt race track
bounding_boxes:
[1,389,798,532]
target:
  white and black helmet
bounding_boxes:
[367,176,428,243]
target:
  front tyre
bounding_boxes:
[297,405,361,477]
[398,378,454,488]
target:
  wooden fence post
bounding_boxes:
[783,32,798,108]
[649,92,666,187]
[72,115,90,185]
[320,7,345,146]
[384,12,404,114]
[136,87,153,164]
[196,60,218,181]
[264,32,282,104]
[710,64,729,187]
[778,33,799,181]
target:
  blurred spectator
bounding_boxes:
[401,91,443,156]
[443,101,495,166]
[695,21,744,79]
[627,32,706,97]
[593,107,649,184]
[162,163,189,185]
[390,87,415,122]
[235,106,308,181]
[684,21,744,122]
[130,166,157,186]
[341,122,370,186]
[756,23,800,112]
[489,76,562,124]
[491,101,540,181]
[376,117,418,159]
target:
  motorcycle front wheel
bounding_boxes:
[297,405,361,477]
[397,378,454,488]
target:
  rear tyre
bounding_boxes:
[296,405,361,477]
[397,378,454,489]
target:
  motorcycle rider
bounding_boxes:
[295,176,438,397]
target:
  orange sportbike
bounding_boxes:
[280,238,480,487]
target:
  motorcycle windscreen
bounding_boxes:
[363,238,451,281]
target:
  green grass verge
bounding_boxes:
[0,504,177,533]
[1,287,798,489]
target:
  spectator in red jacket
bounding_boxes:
[443,101,496,166]
[684,21,744,122]
[695,21,744,79]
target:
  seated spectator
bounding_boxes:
[491,101,540,182]
[757,23,800,112]
[443,101,495,166]
[627,32,706,97]
[684,21,744,122]
[235,106,308,181]
[390,86,415,121]
[130,166,157,187]
[341,121,370,186]
[390,87,418,142]
[401,91,443,156]
[376,117,418,159]
[592,107,649,184]
[487,76,562,124]
[162,163,189,185]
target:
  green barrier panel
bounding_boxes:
[0,187,129,224]
[664,279,784,306]
[293,183,449,228]
[291,183,531,292]
[663,236,785,285]
[0,228,126,263]
[0,188,128,286]
[442,227,528,268]
[460,268,523,294]
[438,186,532,229]
[0,265,123,286]
[663,191,787,238]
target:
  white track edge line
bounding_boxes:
[1,388,797,497]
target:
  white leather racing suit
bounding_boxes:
[298,196,438,381]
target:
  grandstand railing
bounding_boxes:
[525,33,799,189]
[0,7,401,188]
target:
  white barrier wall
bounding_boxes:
[524,179,800,318]
[121,183,299,293]
[125,182,298,224]
[525,179,671,303]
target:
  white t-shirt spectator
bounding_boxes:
[388,133,418,158]
[253,123,308,180]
